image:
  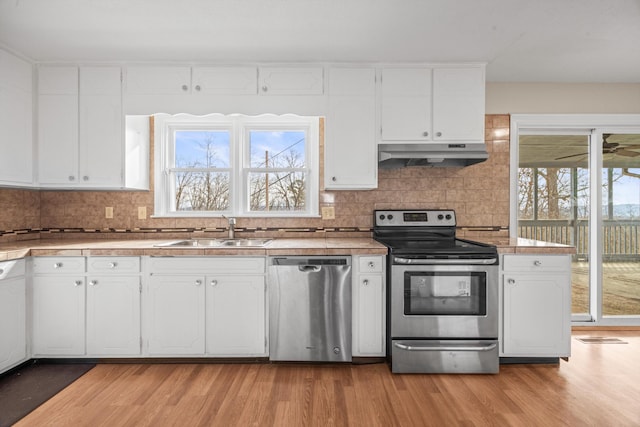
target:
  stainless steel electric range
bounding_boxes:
[373,209,499,374]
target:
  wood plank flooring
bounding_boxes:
[16,331,640,426]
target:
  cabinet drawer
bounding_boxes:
[0,259,25,280]
[148,257,265,274]
[502,255,570,273]
[32,257,85,274]
[87,257,140,274]
[358,256,384,273]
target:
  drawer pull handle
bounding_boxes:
[109,262,117,269]
[533,260,542,266]
[54,262,63,269]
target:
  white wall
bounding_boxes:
[486,83,640,114]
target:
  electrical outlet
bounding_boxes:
[105,207,114,219]
[138,206,147,220]
[321,206,335,220]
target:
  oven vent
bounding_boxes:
[378,143,489,169]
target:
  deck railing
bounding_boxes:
[518,219,640,261]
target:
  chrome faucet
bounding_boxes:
[227,217,236,239]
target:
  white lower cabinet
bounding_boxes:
[86,275,141,355]
[32,275,86,356]
[145,257,267,357]
[352,256,386,357]
[147,274,206,355]
[501,254,571,357]
[206,275,266,356]
[0,260,27,373]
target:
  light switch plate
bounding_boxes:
[321,206,335,220]
[138,206,147,220]
[105,207,113,219]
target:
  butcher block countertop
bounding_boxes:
[0,236,575,261]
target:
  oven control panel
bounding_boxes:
[375,210,456,227]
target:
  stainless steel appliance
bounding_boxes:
[373,209,499,374]
[268,256,352,362]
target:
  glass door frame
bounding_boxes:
[510,114,640,326]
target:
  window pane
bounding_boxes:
[248,172,306,212]
[601,134,640,316]
[175,131,230,168]
[249,130,306,168]
[174,172,229,211]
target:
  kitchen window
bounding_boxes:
[154,114,319,217]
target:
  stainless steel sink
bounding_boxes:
[155,238,272,248]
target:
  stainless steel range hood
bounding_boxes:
[378,143,489,169]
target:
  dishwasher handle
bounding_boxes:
[298,265,322,273]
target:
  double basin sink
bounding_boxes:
[155,238,272,248]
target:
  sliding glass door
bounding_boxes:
[512,115,640,325]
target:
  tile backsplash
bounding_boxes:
[0,115,510,241]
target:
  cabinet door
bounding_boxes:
[86,276,141,355]
[38,66,79,185]
[353,274,385,356]
[147,275,205,355]
[79,66,123,187]
[32,276,85,355]
[0,50,33,185]
[432,67,485,141]
[0,276,26,372]
[192,66,257,94]
[258,67,323,95]
[125,66,191,95]
[325,68,377,189]
[502,272,571,356]
[206,275,266,356]
[380,68,432,141]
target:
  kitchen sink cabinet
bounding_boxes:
[379,66,485,143]
[352,255,386,357]
[0,49,33,186]
[145,256,267,357]
[0,260,27,374]
[325,67,377,189]
[500,254,571,358]
[37,65,126,189]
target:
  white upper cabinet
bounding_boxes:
[325,67,377,189]
[37,66,79,185]
[0,49,33,186]
[258,67,324,95]
[37,65,134,189]
[125,66,192,95]
[379,65,485,143]
[192,67,257,94]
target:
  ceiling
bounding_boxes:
[2,0,640,83]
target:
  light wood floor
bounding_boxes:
[17,331,640,427]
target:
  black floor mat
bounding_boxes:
[0,361,95,427]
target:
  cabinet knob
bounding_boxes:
[368,261,375,268]
[210,279,218,287]
[0,268,4,275]
[53,262,63,269]
[332,176,337,182]
[68,175,75,181]
[195,279,202,286]
[533,260,542,266]
[182,84,188,91]
[109,262,117,269]
[262,85,268,92]
[89,280,98,286]
[195,85,201,91]
[422,131,429,137]
[436,132,442,137]
[74,280,83,287]
[507,278,515,285]
[363,279,369,286]
[83,176,89,181]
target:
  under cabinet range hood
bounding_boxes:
[378,143,489,169]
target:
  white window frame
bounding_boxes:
[154,113,319,218]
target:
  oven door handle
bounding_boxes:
[394,342,497,352]
[393,257,498,265]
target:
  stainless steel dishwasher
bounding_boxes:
[268,256,352,362]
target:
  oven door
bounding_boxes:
[390,261,498,339]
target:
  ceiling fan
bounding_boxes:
[555,134,640,160]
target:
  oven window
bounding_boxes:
[404,272,487,316]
